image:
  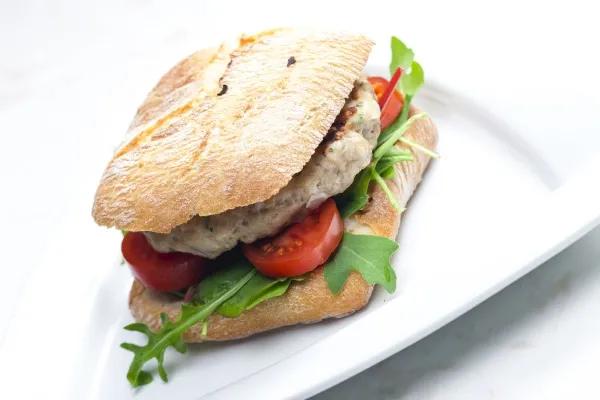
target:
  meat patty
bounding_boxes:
[145,77,380,258]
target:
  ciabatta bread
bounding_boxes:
[92,29,373,233]
[94,28,437,342]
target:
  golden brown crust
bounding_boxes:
[128,112,437,342]
[92,29,374,233]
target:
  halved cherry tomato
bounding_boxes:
[368,76,403,130]
[122,232,208,292]
[243,199,344,278]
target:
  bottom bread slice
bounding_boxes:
[129,110,438,342]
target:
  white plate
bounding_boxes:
[2,46,600,400]
[61,81,600,399]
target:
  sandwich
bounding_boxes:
[92,28,438,387]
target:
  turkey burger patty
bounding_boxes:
[145,77,380,258]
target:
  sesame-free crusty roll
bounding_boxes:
[93,29,374,233]
[93,28,437,342]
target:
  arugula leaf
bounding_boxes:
[377,119,400,147]
[338,168,373,218]
[217,273,291,317]
[389,37,423,100]
[399,61,424,97]
[374,112,428,161]
[194,258,254,305]
[396,61,425,124]
[399,135,439,159]
[193,257,293,318]
[389,36,415,76]
[375,147,414,176]
[371,171,401,211]
[244,279,290,310]
[324,233,399,294]
[121,268,255,387]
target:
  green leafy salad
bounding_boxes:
[121,36,436,388]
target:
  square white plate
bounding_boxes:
[1,13,599,399]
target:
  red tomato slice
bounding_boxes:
[243,199,344,278]
[367,76,404,130]
[122,232,208,292]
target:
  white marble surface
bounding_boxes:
[1,1,599,399]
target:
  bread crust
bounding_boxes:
[92,29,374,233]
[129,111,438,342]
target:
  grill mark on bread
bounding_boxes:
[184,38,279,170]
[116,102,196,157]
[127,45,229,134]
[117,44,241,158]
[217,38,303,134]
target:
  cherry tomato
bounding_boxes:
[122,232,208,292]
[243,199,344,278]
[368,76,403,130]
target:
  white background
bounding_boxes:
[1,1,599,399]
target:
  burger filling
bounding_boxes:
[145,77,380,258]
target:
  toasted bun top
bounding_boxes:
[92,28,374,233]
